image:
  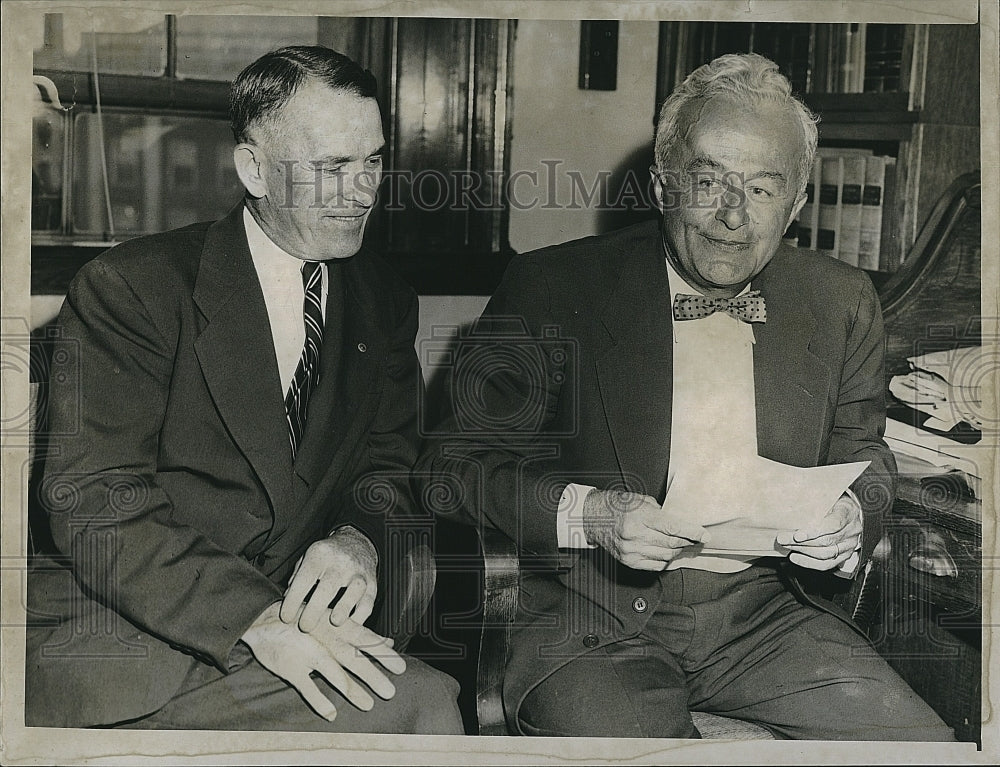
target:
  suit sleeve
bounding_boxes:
[826,274,897,564]
[44,259,281,671]
[413,256,570,566]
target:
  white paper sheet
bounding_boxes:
[664,455,870,558]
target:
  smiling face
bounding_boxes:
[653,95,807,297]
[237,80,385,261]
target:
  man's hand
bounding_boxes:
[776,492,862,571]
[241,601,405,721]
[583,488,708,570]
[281,526,378,632]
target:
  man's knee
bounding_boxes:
[517,661,695,738]
[391,656,464,735]
[847,676,956,741]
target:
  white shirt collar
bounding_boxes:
[244,207,308,271]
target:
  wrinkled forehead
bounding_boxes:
[257,82,382,143]
[673,95,807,176]
[680,95,803,144]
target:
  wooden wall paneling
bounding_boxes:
[919,25,978,124]
[470,19,510,257]
[487,20,515,257]
[390,17,472,257]
[367,17,512,293]
[915,123,981,240]
[911,24,980,239]
[317,16,369,64]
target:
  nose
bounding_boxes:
[341,164,380,207]
[715,185,749,230]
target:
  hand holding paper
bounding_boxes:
[663,454,869,569]
[582,488,708,571]
[775,492,863,572]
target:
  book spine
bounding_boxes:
[853,23,867,93]
[837,24,850,92]
[864,24,887,93]
[839,155,865,267]
[883,25,905,91]
[813,24,829,93]
[859,155,887,270]
[827,25,840,93]
[817,156,843,260]
[786,22,812,94]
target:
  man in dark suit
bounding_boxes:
[25,46,462,734]
[415,53,953,740]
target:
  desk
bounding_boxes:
[870,468,982,744]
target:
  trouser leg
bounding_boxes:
[514,565,954,741]
[676,568,955,741]
[120,645,464,735]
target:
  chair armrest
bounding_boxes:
[831,534,891,637]
[381,542,437,653]
[476,526,520,735]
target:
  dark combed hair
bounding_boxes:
[229,45,378,143]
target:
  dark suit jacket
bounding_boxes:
[414,219,896,730]
[26,204,423,727]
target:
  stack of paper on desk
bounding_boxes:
[664,455,870,558]
[889,345,991,432]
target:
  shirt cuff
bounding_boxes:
[834,488,863,579]
[556,483,598,549]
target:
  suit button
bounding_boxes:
[255,554,266,567]
[632,597,648,613]
[357,342,367,353]
[583,633,599,648]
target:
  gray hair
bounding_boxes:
[230,46,378,145]
[654,53,818,197]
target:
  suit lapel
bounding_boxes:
[193,205,294,519]
[594,238,675,501]
[752,246,830,467]
[292,256,382,490]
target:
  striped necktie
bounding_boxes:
[285,261,324,458]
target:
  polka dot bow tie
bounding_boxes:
[671,290,767,323]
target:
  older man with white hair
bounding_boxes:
[416,52,954,740]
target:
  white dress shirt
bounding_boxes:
[243,208,328,397]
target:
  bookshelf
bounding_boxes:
[655,22,980,279]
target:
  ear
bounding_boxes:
[786,191,807,230]
[650,168,666,213]
[234,143,267,199]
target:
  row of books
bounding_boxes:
[700,22,907,95]
[700,22,812,94]
[788,148,897,272]
[811,23,906,94]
